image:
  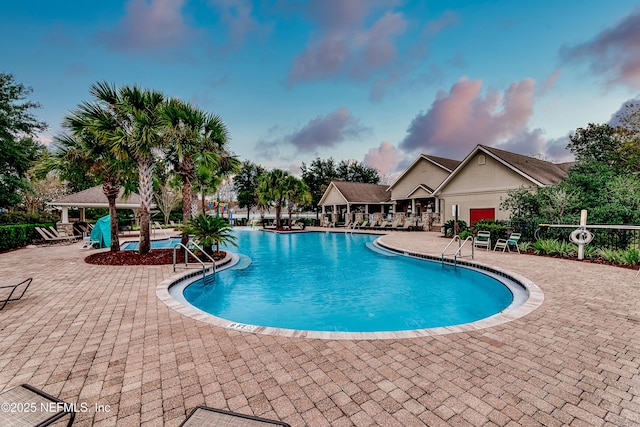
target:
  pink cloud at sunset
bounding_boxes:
[399,77,537,159]
[288,0,407,84]
[363,141,404,176]
[99,0,198,52]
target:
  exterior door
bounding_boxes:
[470,208,495,224]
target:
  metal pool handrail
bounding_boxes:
[173,241,216,282]
[441,235,475,266]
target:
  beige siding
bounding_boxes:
[390,158,450,200]
[409,186,431,198]
[439,153,536,224]
[322,187,347,205]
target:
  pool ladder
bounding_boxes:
[441,235,475,267]
[173,239,216,283]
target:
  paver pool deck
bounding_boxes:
[0,229,638,426]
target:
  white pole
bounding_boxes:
[578,209,587,260]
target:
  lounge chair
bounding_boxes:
[47,227,80,241]
[180,406,290,427]
[0,383,75,426]
[0,278,32,310]
[474,231,491,251]
[355,220,368,229]
[397,218,415,231]
[386,218,400,228]
[374,220,390,229]
[81,237,100,249]
[34,227,76,244]
[494,233,521,253]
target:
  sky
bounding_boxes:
[3,0,640,180]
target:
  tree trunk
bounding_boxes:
[138,159,153,255]
[181,177,191,245]
[275,204,281,228]
[103,180,121,252]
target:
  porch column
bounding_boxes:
[61,207,69,223]
[79,208,86,222]
[411,199,416,215]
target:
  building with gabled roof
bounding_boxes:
[318,181,391,225]
[386,154,461,217]
[47,185,148,224]
[432,145,574,224]
[317,145,573,228]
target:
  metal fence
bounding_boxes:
[507,221,640,250]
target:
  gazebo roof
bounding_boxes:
[48,186,144,209]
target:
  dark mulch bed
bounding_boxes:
[85,249,226,266]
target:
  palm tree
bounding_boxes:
[35,101,135,252]
[162,99,232,244]
[182,214,237,257]
[86,81,165,255]
[283,176,312,229]
[257,169,289,229]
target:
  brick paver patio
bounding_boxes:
[1,229,638,426]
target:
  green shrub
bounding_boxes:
[459,230,473,240]
[532,239,557,255]
[0,211,59,225]
[597,248,623,264]
[518,241,532,252]
[444,220,468,237]
[473,220,509,241]
[620,248,640,265]
[0,223,59,252]
[583,245,599,260]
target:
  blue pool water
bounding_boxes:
[122,237,182,250]
[182,230,514,333]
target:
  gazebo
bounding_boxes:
[318,181,392,226]
[47,186,147,232]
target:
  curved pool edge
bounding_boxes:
[156,238,545,341]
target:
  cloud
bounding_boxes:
[399,77,537,159]
[208,0,271,49]
[363,141,404,175]
[253,107,371,162]
[539,69,562,95]
[98,0,199,52]
[288,107,370,153]
[560,8,640,89]
[286,0,457,99]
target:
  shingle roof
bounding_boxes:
[330,181,391,203]
[423,155,462,172]
[387,153,460,190]
[481,145,575,185]
[49,186,142,207]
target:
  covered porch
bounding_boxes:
[47,186,145,234]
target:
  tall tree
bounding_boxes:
[233,160,265,221]
[283,175,311,229]
[38,125,131,252]
[84,81,165,255]
[300,157,338,217]
[0,73,47,208]
[567,123,624,169]
[257,169,289,228]
[616,102,640,173]
[336,159,380,184]
[162,99,231,242]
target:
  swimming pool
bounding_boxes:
[121,236,182,250]
[179,230,521,333]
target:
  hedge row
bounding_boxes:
[0,223,54,252]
